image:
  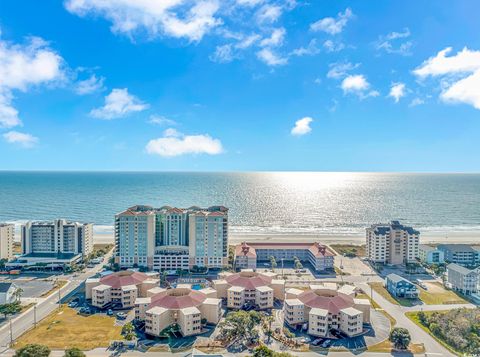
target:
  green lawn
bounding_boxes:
[368,282,414,307]
[418,282,467,305]
[330,244,366,257]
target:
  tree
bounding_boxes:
[122,322,136,340]
[0,302,22,319]
[218,310,260,346]
[14,344,50,357]
[269,256,277,272]
[252,345,293,357]
[294,259,303,271]
[389,327,411,350]
[64,348,85,357]
[0,258,7,270]
[264,315,274,343]
[13,287,23,302]
[417,311,428,326]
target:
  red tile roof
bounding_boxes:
[149,288,207,310]
[100,271,150,289]
[298,290,354,314]
[235,242,257,258]
[225,272,272,290]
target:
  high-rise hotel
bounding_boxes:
[366,220,419,265]
[0,223,14,261]
[115,205,229,271]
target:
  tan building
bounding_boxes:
[366,221,419,265]
[284,283,370,338]
[86,270,159,308]
[135,286,222,337]
[213,270,285,310]
[0,224,14,261]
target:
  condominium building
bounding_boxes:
[86,270,159,308]
[437,244,479,267]
[446,263,479,295]
[284,283,370,338]
[234,242,335,272]
[366,221,419,265]
[115,205,229,271]
[418,245,444,264]
[213,270,285,310]
[21,219,93,256]
[135,285,222,337]
[0,223,14,261]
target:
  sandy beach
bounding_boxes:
[93,229,480,246]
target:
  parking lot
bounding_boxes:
[1,277,54,298]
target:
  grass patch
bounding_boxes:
[357,292,396,327]
[405,311,462,356]
[40,280,67,298]
[14,305,123,350]
[330,244,366,257]
[368,282,414,307]
[418,282,467,305]
[334,266,350,276]
[367,339,425,354]
[93,244,113,253]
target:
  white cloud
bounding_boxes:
[210,44,234,63]
[65,0,222,42]
[237,0,264,6]
[310,8,353,35]
[146,128,223,157]
[90,88,149,119]
[256,4,282,23]
[290,39,319,57]
[414,47,480,110]
[327,61,359,79]
[74,74,105,95]
[409,98,425,107]
[375,28,412,56]
[389,82,406,103]
[259,28,286,47]
[291,117,313,136]
[148,115,176,126]
[3,131,38,148]
[341,74,379,98]
[0,35,65,128]
[256,48,288,66]
[323,39,345,53]
[235,34,261,49]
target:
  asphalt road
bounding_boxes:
[0,250,113,354]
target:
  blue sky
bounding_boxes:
[0,0,480,172]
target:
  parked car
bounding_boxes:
[312,338,323,346]
[116,312,127,320]
[322,339,331,348]
[107,309,113,316]
[67,301,78,308]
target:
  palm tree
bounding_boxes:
[12,287,23,302]
[269,256,277,272]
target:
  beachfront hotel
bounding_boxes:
[0,223,14,261]
[7,219,93,268]
[213,270,285,309]
[86,270,160,308]
[115,205,229,271]
[366,221,419,265]
[284,283,370,338]
[135,285,222,337]
[234,242,335,272]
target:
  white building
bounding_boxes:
[366,221,419,265]
[0,223,14,261]
[21,219,93,256]
[418,245,444,264]
[0,282,19,304]
[446,263,479,295]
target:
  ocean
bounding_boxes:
[0,172,479,238]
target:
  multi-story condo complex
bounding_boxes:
[284,283,370,338]
[446,263,479,295]
[6,219,93,268]
[0,223,14,261]
[366,221,419,265]
[234,242,335,272]
[418,245,444,264]
[213,270,285,310]
[86,270,159,308]
[135,285,222,337]
[437,244,479,267]
[115,205,229,271]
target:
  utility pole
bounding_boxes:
[9,316,13,347]
[34,304,37,328]
[281,258,284,278]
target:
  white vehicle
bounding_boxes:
[322,339,331,348]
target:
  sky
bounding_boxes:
[0,0,480,172]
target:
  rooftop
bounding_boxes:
[298,288,357,314]
[148,287,207,310]
[235,241,335,258]
[369,221,419,235]
[386,273,414,284]
[224,271,273,290]
[100,270,151,289]
[438,244,478,253]
[447,263,477,275]
[0,282,14,293]
[340,307,362,316]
